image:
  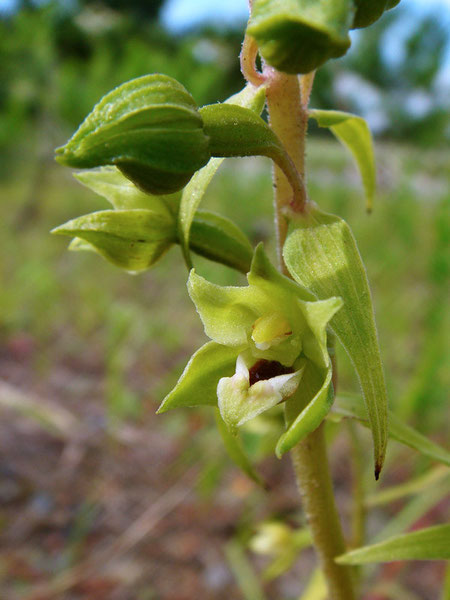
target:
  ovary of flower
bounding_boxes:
[217,353,303,431]
[251,313,293,350]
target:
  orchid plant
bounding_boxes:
[53,1,450,598]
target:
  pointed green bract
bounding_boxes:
[52,209,176,271]
[333,394,450,467]
[309,109,376,212]
[283,208,388,476]
[248,0,354,74]
[178,83,266,267]
[56,74,210,195]
[158,342,240,412]
[336,524,450,564]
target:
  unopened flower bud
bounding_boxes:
[55,74,211,195]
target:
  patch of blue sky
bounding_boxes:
[161,0,450,32]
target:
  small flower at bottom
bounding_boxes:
[158,244,342,456]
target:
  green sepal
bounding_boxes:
[55,74,210,195]
[283,208,388,477]
[178,83,266,267]
[215,409,265,486]
[276,361,334,457]
[189,210,254,274]
[336,524,450,564]
[309,109,376,212]
[248,0,354,74]
[188,270,270,348]
[74,166,181,212]
[72,166,253,273]
[52,208,176,271]
[332,394,450,467]
[157,342,239,412]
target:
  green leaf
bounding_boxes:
[276,361,334,457]
[309,109,376,212]
[215,409,264,486]
[74,166,181,211]
[157,342,239,412]
[189,210,254,274]
[336,524,450,564]
[284,208,388,477]
[52,208,176,271]
[178,83,266,267]
[248,0,354,74]
[56,74,210,195]
[333,394,450,467]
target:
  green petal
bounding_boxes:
[158,342,239,412]
[276,361,334,457]
[250,245,341,368]
[300,297,343,369]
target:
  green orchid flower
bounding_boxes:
[158,245,342,456]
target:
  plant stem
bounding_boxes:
[265,69,356,600]
[291,426,356,600]
[265,70,308,269]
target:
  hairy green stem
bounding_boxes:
[265,69,356,600]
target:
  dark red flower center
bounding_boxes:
[248,359,294,387]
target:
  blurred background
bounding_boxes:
[0,1,449,599]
